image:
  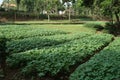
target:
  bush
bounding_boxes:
[104,22,120,35]
[69,38,120,80]
[39,14,47,19]
[84,23,104,31]
[104,22,115,34]
[0,11,15,20]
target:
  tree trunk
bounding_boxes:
[114,12,120,35]
[69,8,71,22]
[14,12,16,21]
[115,12,120,23]
[48,14,50,22]
[17,5,20,11]
[55,5,58,14]
[110,12,114,24]
[8,0,10,11]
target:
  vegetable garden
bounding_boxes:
[0,25,120,80]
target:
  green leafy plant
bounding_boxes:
[84,23,104,31]
[104,22,120,35]
[0,26,68,40]
[70,38,120,80]
[7,34,113,77]
[6,33,90,53]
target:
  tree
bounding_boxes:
[100,0,120,22]
[76,0,95,16]
[63,0,75,21]
[43,0,60,22]
[91,0,120,35]
[75,0,83,15]
[2,0,10,10]
[16,0,21,11]
[22,0,35,12]
[34,0,45,19]
[99,0,120,35]
[45,0,52,22]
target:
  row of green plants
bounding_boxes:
[1,28,68,40]
[0,25,39,32]
[69,38,120,80]
[0,25,56,32]
[7,34,113,78]
[7,33,90,53]
[84,22,104,31]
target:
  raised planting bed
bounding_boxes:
[69,38,120,80]
[7,34,113,79]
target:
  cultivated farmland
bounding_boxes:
[0,25,119,80]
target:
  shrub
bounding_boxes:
[39,14,47,19]
[104,22,120,35]
[84,23,104,31]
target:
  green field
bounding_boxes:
[0,24,120,80]
[0,24,96,33]
[0,0,119,79]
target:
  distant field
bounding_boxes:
[0,24,96,33]
[14,20,107,24]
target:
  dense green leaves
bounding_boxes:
[7,34,113,77]
[0,28,67,40]
[70,38,120,80]
[84,22,104,31]
[1,24,117,79]
[16,0,21,10]
[6,33,90,53]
